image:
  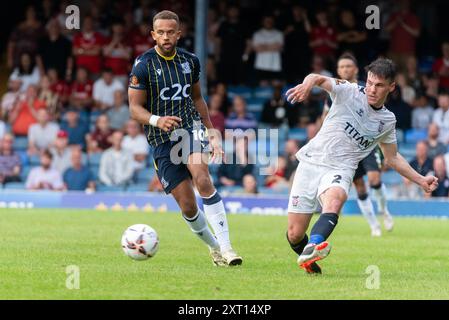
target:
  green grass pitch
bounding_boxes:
[0,208,448,300]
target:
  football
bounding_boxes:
[121,224,159,260]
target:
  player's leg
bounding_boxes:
[287,162,323,273]
[365,149,394,231]
[298,169,353,269]
[170,178,225,266]
[187,152,242,266]
[154,144,224,266]
[368,170,394,231]
[353,166,381,237]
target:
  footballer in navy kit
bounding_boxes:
[128,10,242,266]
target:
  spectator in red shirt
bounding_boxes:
[130,21,156,58]
[309,10,338,65]
[69,67,94,112]
[103,21,132,85]
[72,16,105,76]
[9,85,47,136]
[208,93,225,136]
[385,0,421,71]
[432,41,449,91]
[47,68,70,110]
[86,114,114,154]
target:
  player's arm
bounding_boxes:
[380,142,438,193]
[191,82,223,162]
[286,73,333,104]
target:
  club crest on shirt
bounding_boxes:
[291,196,300,207]
[130,75,139,86]
[378,120,385,132]
[181,62,191,74]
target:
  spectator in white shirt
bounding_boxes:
[122,119,149,172]
[93,68,124,111]
[9,52,40,92]
[106,90,130,130]
[411,93,434,130]
[26,149,64,191]
[252,15,284,85]
[28,108,59,155]
[99,131,134,186]
[432,91,449,144]
[51,130,73,174]
[1,78,23,119]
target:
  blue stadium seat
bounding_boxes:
[13,137,28,151]
[28,155,40,166]
[4,182,26,190]
[405,128,427,144]
[381,170,403,186]
[253,87,273,99]
[227,86,252,99]
[288,128,307,141]
[136,168,155,183]
[88,153,102,166]
[246,97,266,113]
[399,142,417,160]
[89,165,99,181]
[126,183,149,192]
[20,165,33,181]
[395,128,404,144]
[17,151,28,166]
[96,184,126,192]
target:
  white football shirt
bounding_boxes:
[297,79,397,170]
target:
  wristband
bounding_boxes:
[149,115,160,126]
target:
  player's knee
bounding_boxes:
[179,201,198,218]
[287,225,304,244]
[194,175,214,194]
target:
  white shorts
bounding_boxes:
[288,161,354,214]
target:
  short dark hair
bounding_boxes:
[365,58,397,82]
[338,53,358,65]
[42,149,53,160]
[152,10,179,28]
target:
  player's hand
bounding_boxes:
[156,116,182,132]
[285,83,312,104]
[419,175,438,193]
[208,130,224,164]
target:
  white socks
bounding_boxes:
[202,191,232,252]
[183,209,219,250]
[357,196,380,230]
[372,184,389,215]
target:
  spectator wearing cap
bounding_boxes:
[60,109,89,149]
[28,108,59,155]
[63,146,95,191]
[99,131,134,187]
[25,149,64,191]
[51,130,73,174]
[93,68,125,111]
[0,133,22,185]
[9,85,47,136]
[121,119,149,173]
[432,91,449,144]
[106,90,130,130]
[86,114,114,154]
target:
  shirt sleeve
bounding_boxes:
[128,56,148,90]
[329,79,356,104]
[380,126,397,144]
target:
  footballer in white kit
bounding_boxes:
[285,58,438,274]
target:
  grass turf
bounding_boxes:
[0,208,448,300]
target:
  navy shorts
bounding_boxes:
[353,148,382,181]
[151,126,210,194]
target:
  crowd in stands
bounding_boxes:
[1,0,449,198]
